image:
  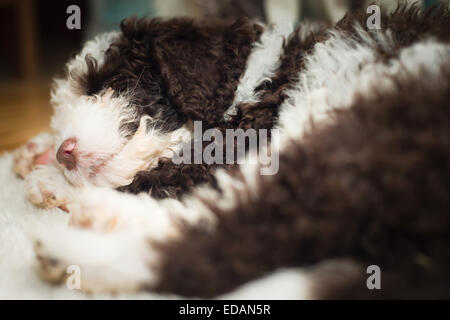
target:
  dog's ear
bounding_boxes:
[120,17,262,127]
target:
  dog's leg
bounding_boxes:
[13,132,55,178]
[34,227,156,293]
[34,168,241,293]
[68,183,218,235]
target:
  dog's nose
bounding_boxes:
[56,138,77,170]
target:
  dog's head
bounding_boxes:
[50,17,262,187]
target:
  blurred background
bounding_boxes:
[0,0,437,152]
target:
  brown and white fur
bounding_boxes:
[13,3,450,298]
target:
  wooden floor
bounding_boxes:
[0,80,53,152]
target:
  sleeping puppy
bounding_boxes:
[13,4,450,298]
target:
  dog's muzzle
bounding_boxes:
[56,138,77,170]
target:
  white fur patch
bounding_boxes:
[223,23,293,120]
[52,92,137,187]
[51,31,120,109]
[95,118,192,187]
[219,268,310,299]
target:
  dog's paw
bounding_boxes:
[68,187,124,232]
[34,240,69,285]
[25,165,73,210]
[34,228,156,293]
[13,132,55,179]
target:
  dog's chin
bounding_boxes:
[61,161,137,189]
[60,168,89,188]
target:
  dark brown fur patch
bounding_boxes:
[117,161,222,199]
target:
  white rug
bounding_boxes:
[0,151,307,299]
